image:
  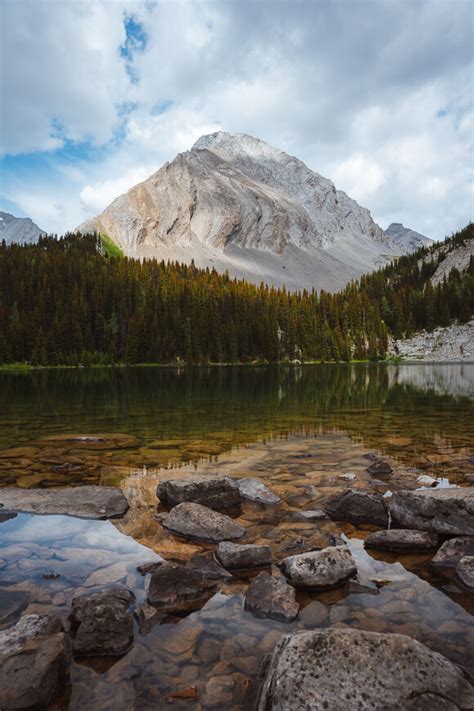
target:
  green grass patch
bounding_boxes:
[99,233,124,259]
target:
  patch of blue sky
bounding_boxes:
[120,15,148,84]
[151,100,174,116]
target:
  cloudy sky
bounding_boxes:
[1,0,472,238]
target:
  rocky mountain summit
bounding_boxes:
[0,211,45,245]
[385,222,433,254]
[78,132,405,291]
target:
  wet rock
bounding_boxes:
[257,628,474,711]
[202,676,235,707]
[364,529,438,552]
[389,487,474,536]
[215,541,272,570]
[187,553,233,580]
[163,502,245,542]
[0,613,71,710]
[366,458,393,477]
[134,603,163,634]
[156,475,240,511]
[430,536,474,569]
[42,569,61,580]
[325,489,388,526]
[456,556,474,591]
[0,590,30,626]
[69,587,135,656]
[136,558,166,575]
[0,486,129,519]
[196,635,222,663]
[347,578,379,595]
[237,477,281,505]
[147,562,216,612]
[245,571,299,622]
[0,511,17,524]
[417,475,438,487]
[280,545,356,590]
[291,509,329,522]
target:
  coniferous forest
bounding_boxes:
[0,223,472,366]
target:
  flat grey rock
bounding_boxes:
[237,477,281,505]
[156,475,240,511]
[215,541,272,570]
[69,587,135,656]
[245,571,299,622]
[280,545,356,590]
[364,529,438,552]
[389,487,474,536]
[325,489,388,526]
[0,486,129,520]
[258,628,474,711]
[0,614,71,710]
[147,562,216,612]
[430,536,474,569]
[456,556,474,591]
[163,501,245,542]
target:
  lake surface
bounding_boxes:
[0,364,473,709]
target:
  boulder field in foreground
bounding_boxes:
[258,629,474,711]
[325,489,389,526]
[389,487,474,536]
[162,501,245,542]
[156,475,240,511]
[0,486,129,519]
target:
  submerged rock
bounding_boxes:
[0,614,71,710]
[245,571,299,622]
[0,486,129,519]
[237,477,281,505]
[456,556,474,591]
[366,458,393,477]
[156,475,240,511]
[325,489,388,526]
[257,628,474,711]
[291,509,329,522]
[389,487,474,536]
[147,562,216,612]
[69,587,135,656]
[163,502,245,542]
[215,541,272,570]
[430,536,474,569]
[364,529,438,552]
[134,603,163,635]
[280,546,356,590]
[187,553,234,580]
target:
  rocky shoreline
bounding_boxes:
[390,319,474,362]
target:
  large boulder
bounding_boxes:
[0,614,71,710]
[258,628,474,711]
[389,487,474,536]
[325,489,388,526]
[430,536,474,569]
[237,477,281,505]
[364,529,438,552]
[456,556,474,591]
[147,562,216,612]
[0,486,129,519]
[280,546,356,590]
[156,475,240,511]
[245,572,299,622]
[69,587,135,656]
[162,502,245,542]
[215,541,272,570]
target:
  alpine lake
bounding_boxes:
[0,363,473,709]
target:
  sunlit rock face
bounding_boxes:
[78,132,403,292]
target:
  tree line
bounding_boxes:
[0,223,472,366]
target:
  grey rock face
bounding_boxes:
[280,545,356,590]
[162,501,246,542]
[257,628,474,711]
[0,614,71,710]
[69,587,135,656]
[430,536,474,569]
[245,571,299,622]
[237,477,281,504]
[364,529,438,552]
[389,487,474,536]
[0,210,45,245]
[456,556,474,591]
[215,541,272,570]
[147,562,216,612]
[0,486,129,519]
[325,489,389,526]
[156,475,240,511]
[385,222,433,254]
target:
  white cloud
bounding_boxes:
[80,166,153,213]
[330,154,386,203]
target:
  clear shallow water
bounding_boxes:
[0,364,473,709]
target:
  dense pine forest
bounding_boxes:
[0,224,472,366]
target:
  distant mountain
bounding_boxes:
[78,131,404,292]
[0,211,45,245]
[385,222,433,254]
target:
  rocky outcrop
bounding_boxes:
[280,546,356,590]
[0,210,45,245]
[390,319,474,362]
[0,614,71,709]
[237,477,281,505]
[245,571,299,622]
[456,556,474,591]
[0,486,129,519]
[430,536,474,569]
[215,541,272,570]
[69,587,135,656]
[258,629,474,710]
[389,487,474,536]
[325,489,389,526]
[162,501,245,542]
[156,475,240,511]
[364,529,438,552]
[147,562,216,612]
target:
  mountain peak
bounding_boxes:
[385,222,433,254]
[0,211,45,245]
[192,131,285,162]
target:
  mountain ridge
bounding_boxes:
[0,211,45,245]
